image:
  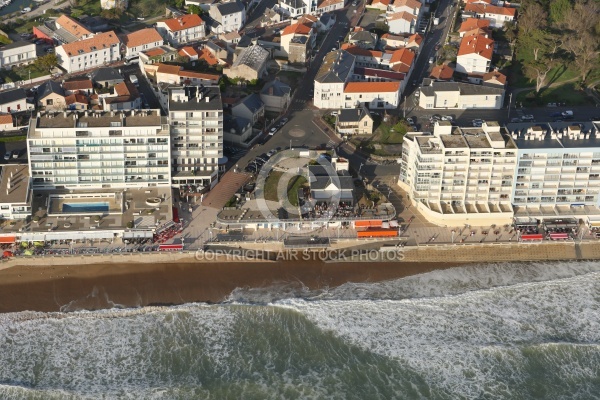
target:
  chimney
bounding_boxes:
[63,111,67,118]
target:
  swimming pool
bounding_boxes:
[62,202,110,213]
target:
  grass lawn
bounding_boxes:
[374,121,405,144]
[287,176,307,207]
[0,135,26,142]
[516,83,594,107]
[0,64,49,83]
[264,171,284,203]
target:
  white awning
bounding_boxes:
[19,232,48,242]
[123,230,154,239]
[45,231,116,241]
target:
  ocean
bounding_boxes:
[1,261,600,399]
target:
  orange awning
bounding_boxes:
[0,236,16,244]
[355,220,383,228]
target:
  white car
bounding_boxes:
[269,127,278,136]
[330,111,339,116]
[441,115,453,121]
[521,115,535,121]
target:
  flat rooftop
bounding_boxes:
[461,129,492,148]
[0,164,29,205]
[33,110,163,132]
[440,134,468,148]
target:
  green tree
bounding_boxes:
[34,53,58,72]
[549,0,571,24]
[188,4,202,14]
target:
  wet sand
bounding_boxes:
[0,259,460,313]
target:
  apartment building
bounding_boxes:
[0,165,31,220]
[27,109,171,189]
[510,125,600,214]
[208,0,246,33]
[463,3,516,29]
[314,50,356,109]
[122,28,164,59]
[168,85,223,190]
[156,14,205,46]
[0,41,37,69]
[55,31,121,73]
[399,121,517,225]
[455,34,493,75]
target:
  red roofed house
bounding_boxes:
[389,47,415,74]
[342,45,384,68]
[483,70,507,87]
[156,14,205,46]
[388,0,421,16]
[65,93,89,111]
[0,114,13,131]
[316,0,344,14]
[280,20,316,64]
[387,11,417,34]
[430,64,454,81]
[100,81,140,111]
[178,46,200,61]
[380,33,422,50]
[144,63,220,86]
[62,78,94,95]
[55,31,121,73]
[456,34,493,75]
[342,81,401,109]
[464,3,516,28]
[123,27,164,59]
[458,18,491,37]
[367,0,390,11]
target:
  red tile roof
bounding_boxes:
[457,34,493,60]
[60,31,120,57]
[178,46,200,58]
[464,3,516,17]
[388,11,417,22]
[430,64,454,80]
[178,70,220,81]
[123,28,163,48]
[65,93,89,105]
[156,63,182,75]
[458,17,491,33]
[370,0,390,6]
[392,0,421,10]
[282,22,312,36]
[344,81,401,93]
[408,33,423,46]
[62,78,93,91]
[483,70,507,85]
[389,47,415,66]
[0,114,12,125]
[145,48,166,57]
[161,14,204,32]
[198,48,219,65]
[55,15,92,39]
[342,44,383,58]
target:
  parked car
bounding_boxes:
[3,151,11,161]
[267,149,277,157]
[406,117,414,125]
[45,48,54,53]
[521,115,535,121]
[330,111,339,116]
[280,117,288,125]
[472,119,484,127]
[441,115,453,121]
[562,110,574,117]
[429,57,434,64]
[11,150,19,159]
[129,75,139,86]
[269,127,278,135]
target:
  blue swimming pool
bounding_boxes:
[62,202,110,213]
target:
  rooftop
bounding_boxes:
[420,80,504,97]
[232,44,269,71]
[60,31,120,57]
[123,27,163,48]
[315,50,355,84]
[55,15,92,39]
[32,110,163,133]
[168,86,222,111]
[344,81,400,93]
[0,165,29,205]
[161,14,204,32]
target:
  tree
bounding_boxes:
[188,4,202,15]
[525,60,554,92]
[518,2,547,35]
[549,0,571,24]
[34,54,58,72]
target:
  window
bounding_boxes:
[46,99,53,105]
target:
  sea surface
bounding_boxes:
[1,261,600,399]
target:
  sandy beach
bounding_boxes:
[0,257,460,313]
[1,240,597,314]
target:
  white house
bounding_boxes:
[209,1,246,33]
[0,114,13,131]
[388,0,420,16]
[156,14,206,46]
[343,81,401,109]
[280,19,316,62]
[418,79,505,109]
[0,41,36,69]
[387,11,417,34]
[279,0,311,18]
[55,31,121,74]
[316,0,344,14]
[0,165,31,221]
[122,28,164,59]
[0,88,30,113]
[314,50,356,109]
[464,3,516,29]
[455,34,493,75]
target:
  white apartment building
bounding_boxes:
[156,14,206,46]
[419,80,505,109]
[122,28,164,59]
[55,31,121,74]
[510,124,600,214]
[314,50,356,109]
[0,41,36,69]
[209,0,246,33]
[399,121,517,226]
[343,81,400,109]
[0,164,31,220]
[168,86,223,190]
[27,109,171,189]
[456,35,493,75]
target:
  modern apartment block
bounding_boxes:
[168,85,223,190]
[27,110,171,189]
[510,124,600,212]
[399,121,517,225]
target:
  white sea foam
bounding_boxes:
[275,269,600,398]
